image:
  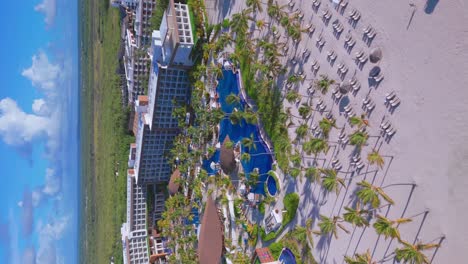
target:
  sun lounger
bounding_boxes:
[367,30,377,39]
[366,101,376,111]
[311,123,318,130]
[344,34,352,42]
[337,63,344,70]
[334,163,343,171]
[334,92,343,100]
[332,159,339,165]
[352,82,361,92]
[319,104,326,111]
[363,97,371,105]
[381,122,391,130]
[340,1,348,8]
[352,12,361,21]
[340,65,349,74]
[344,104,352,111]
[386,127,396,137]
[355,50,364,59]
[313,1,321,8]
[374,73,384,82]
[332,87,339,95]
[390,97,401,107]
[356,161,365,170]
[359,55,368,63]
[385,91,396,101]
[363,25,372,34]
[350,77,358,85]
[336,25,344,34]
[330,53,337,61]
[309,26,316,34]
[313,64,320,71]
[348,9,357,18]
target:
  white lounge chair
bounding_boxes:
[385,91,396,101]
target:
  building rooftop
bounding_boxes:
[254,248,276,263]
[168,169,181,195]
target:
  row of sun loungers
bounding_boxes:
[348,9,361,22]
[355,50,368,64]
[337,63,349,75]
[312,0,321,9]
[344,104,356,118]
[385,91,400,107]
[317,98,327,111]
[351,155,365,171]
[316,35,326,47]
[362,96,376,111]
[332,21,344,34]
[380,119,397,137]
[344,34,356,48]
[322,9,332,21]
[350,77,361,92]
[311,59,320,71]
[331,159,343,171]
[327,50,337,61]
[363,25,377,40]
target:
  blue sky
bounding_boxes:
[0,0,78,263]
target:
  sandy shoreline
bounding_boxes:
[207,0,468,262]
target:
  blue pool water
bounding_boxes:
[266,175,277,196]
[202,69,274,194]
[279,248,296,264]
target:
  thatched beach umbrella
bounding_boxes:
[220,135,236,174]
[339,82,352,94]
[198,196,224,263]
[370,47,383,63]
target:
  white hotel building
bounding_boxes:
[131,0,195,185]
[121,170,149,264]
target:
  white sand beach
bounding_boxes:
[206,0,468,262]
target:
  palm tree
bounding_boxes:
[349,114,369,128]
[241,133,256,151]
[343,203,369,227]
[243,109,258,124]
[225,93,240,105]
[344,250,376,264]
[356,180,395,208]
[246,0,263,13]
[373,215,411,240]
[295,124,308,140]
[314,215,349,239]
[229,110,244,125]
[319,117,336,138]
[255,19,267,31]
[286,91,301,103]
[241,152,251,162]
[230,8,253,35]
[349,130,369,149]
[367,149,384,169]
[290,225,308,244]
[321,168,346,194]
[305,167,320,183]
[394,240,440,264]
[315,74,335,94]
[303,137,329,156]
[287,23,302,41]
[267,0,284,19]
[298,103,312,119]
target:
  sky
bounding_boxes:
[0,0,78,263]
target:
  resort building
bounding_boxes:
[123,29,151,104]
[132,0,194,185]
[121,170,149,264]
[134,0,157,47]
[198,196,225,264]
[251,248,279,264]
[111,0,138,9]
[263,208,282,234]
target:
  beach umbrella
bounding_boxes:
[339,82,352,94]
[369,66,381,77]
[369,47,383,63]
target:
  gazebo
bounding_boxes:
[220,135,236,174]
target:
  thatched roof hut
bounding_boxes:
[198,196,224,264]
[220,135,236,174]
[168,169,181,195]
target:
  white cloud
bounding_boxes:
[34,0,56,26]
[32,99,50,116]
[22,51,60,92]
[43,168,60,196]
[0,98,52,148]
[36,216,68,264]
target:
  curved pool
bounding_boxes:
[266,175,277,196]
[203,69,274,194]
[279,248,296,264]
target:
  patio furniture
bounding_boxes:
[374,72,384,82]
[390,97,401,107]
[385,91,396,101]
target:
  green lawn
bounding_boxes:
[79,0,134,263]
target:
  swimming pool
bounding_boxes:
[266,175,278,196]
[202,69,274,194]
[278,248,296,264]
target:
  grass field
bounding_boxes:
[79,0,133,263]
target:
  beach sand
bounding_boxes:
[206,0,468,262]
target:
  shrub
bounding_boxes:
[222,18,230,29]
[282,193,300,225]
[258,201,265,215]
[269,242,283,259]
